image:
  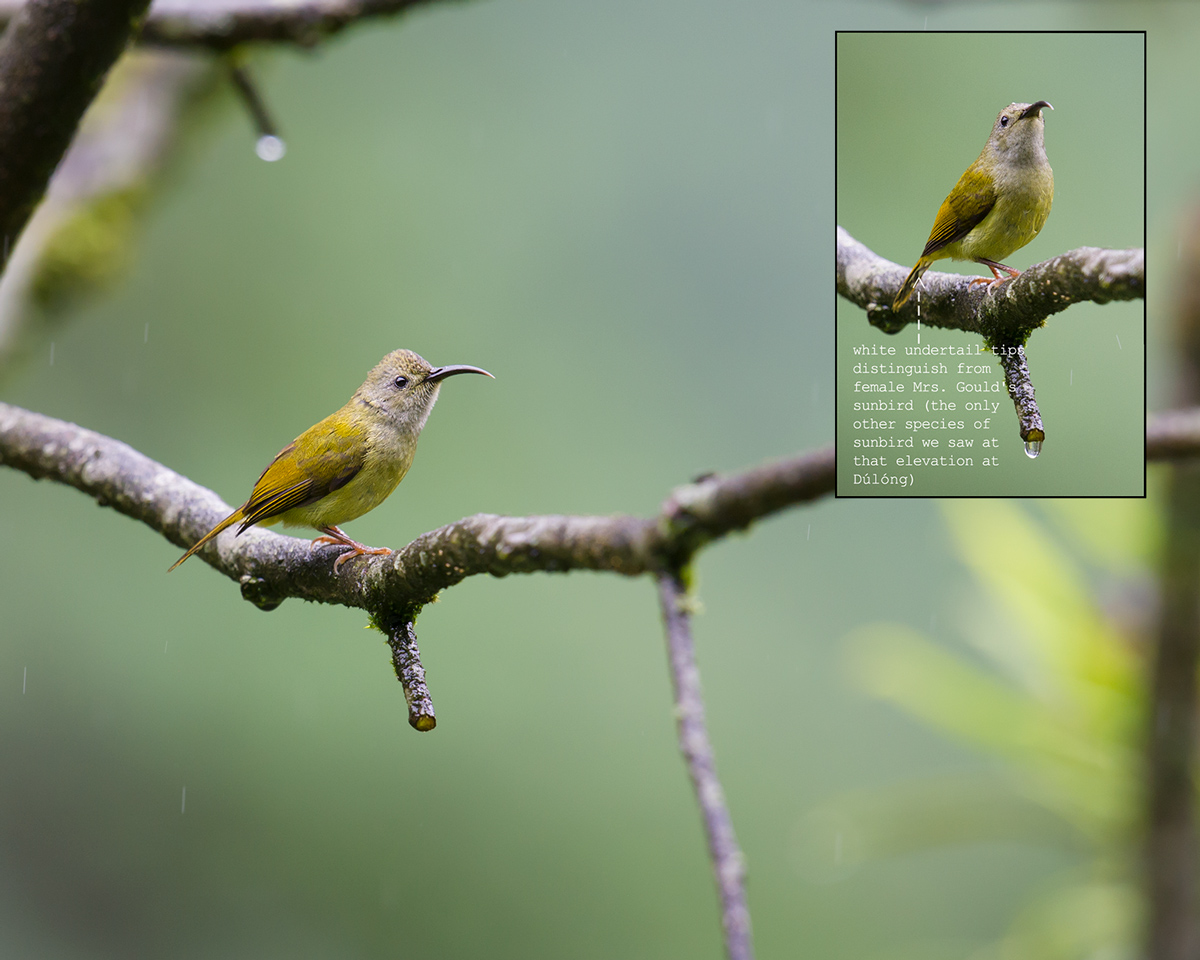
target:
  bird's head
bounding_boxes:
[356,349,493,435]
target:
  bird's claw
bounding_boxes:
[311,528,392,573]
[330,545,392,574]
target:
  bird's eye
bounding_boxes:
[393,376,408,389]
[1000,115,1009,127]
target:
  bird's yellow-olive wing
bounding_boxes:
[236,415,366,532]
[921,166,996,257]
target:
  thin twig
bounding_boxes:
[386,613,436,731]
[657,569,753,960]
[227,60,279,139]
[994,343,1044,452]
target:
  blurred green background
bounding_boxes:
[837,31,1144,496]
[0,1,1190,957]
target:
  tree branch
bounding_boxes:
[0,405,829,947]
[385,612,437,731]
[1149,461,1200,960]
[838,225,1143,445]
[1146,204,1200,960]
[0,0,457,51]
[0,0,153,274]
[1147,409,1200,460]
[657,569,753,960]
[0,401,835,618]
[993,343,1045,453]
[836,225,1144,341]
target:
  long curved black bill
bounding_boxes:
[426,364,494,383]
[1020,100,1053,119]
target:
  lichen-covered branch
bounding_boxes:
[838,225,1143,445]
[385,613,436,731]
[0,0,458,50]
[0,0,153,274]
[657,570,753,960]
[0,401,835,619]
[994,344,1044,454]
[836,225,1144,340]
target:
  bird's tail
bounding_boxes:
[168,509,244,572]
[892,258,930,311]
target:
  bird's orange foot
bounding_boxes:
[969,270,1020,290]
[329,544,392,573]
[311,526,392,573]
[976,258,1021,282]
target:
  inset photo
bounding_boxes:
[835,31,1145,497]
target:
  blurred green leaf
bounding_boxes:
[844,499,1155,958]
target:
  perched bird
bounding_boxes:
[892,101,1054,311]
[169,349,492,573]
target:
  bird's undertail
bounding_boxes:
[892,259,930,311]
[167,510,244,572]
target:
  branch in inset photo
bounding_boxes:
[837,225,1143,447]
[994,344,1044,458]
[836,226,1144,341]
[386,613,436,731]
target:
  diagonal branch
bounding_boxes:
[836,225,1144,341]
